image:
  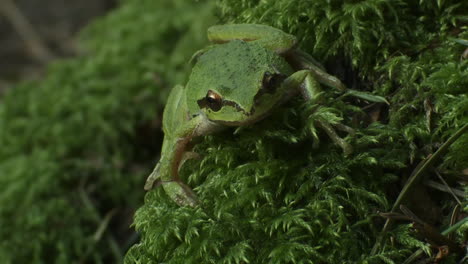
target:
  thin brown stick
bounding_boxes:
[371,123,468,254]
[435,171,462,205]
[0,0,54,63]
[424,180,465,198]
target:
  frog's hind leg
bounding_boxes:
[162,180,199,208]
[146,111,223,207]
[145,136,200,207]
[178,151,201,171]
[207,24,297,54]
[286,50,346,91]
[144,83,203,207]
[144,160,198,208]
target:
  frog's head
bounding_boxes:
[186,40,294,125]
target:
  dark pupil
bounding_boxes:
[207,96,217,104]
[206,94,222,111]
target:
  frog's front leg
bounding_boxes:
[284,70,353,155]
[145,114,221,207]
[285,50,347,91]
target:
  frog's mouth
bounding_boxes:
[213,110,272,126]
[223,100,251,115]
[198,96,270,126]
[197,97,253,116]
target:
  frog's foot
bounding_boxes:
[291,71,354,156]
[162,180,199,207]
[144,164,199,207]
[316,120,353,156]
[334,123,356,136]
[144,163,161,191]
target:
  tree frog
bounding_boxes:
[144,24,351,207]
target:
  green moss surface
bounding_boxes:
[127,0,467,263]
[0,0,466,263]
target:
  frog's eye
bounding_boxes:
[262,72,286,93]
[198,90,223,112]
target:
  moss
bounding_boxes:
[0,0,215,262]
[126,0,467,263]
[1,0,466,263]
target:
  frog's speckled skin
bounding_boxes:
[145,24,350,207]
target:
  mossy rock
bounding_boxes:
[0,0,466,263]
[127,0,467,263]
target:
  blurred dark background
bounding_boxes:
[0,0,116,92]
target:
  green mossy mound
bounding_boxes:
[1,0,466,263]
[127,0,467,263]
[0,0,214,262]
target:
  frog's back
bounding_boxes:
[186,40,293,115]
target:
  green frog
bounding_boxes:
[145,24,352,207]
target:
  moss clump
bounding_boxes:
[1,0,465,262]
[126,0,467,263]
[0,0,215,262]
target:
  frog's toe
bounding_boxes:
[316,120,353,156]
[163,181,199,207]
[144,163,161,191]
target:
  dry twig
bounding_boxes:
[0,0,54,63]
